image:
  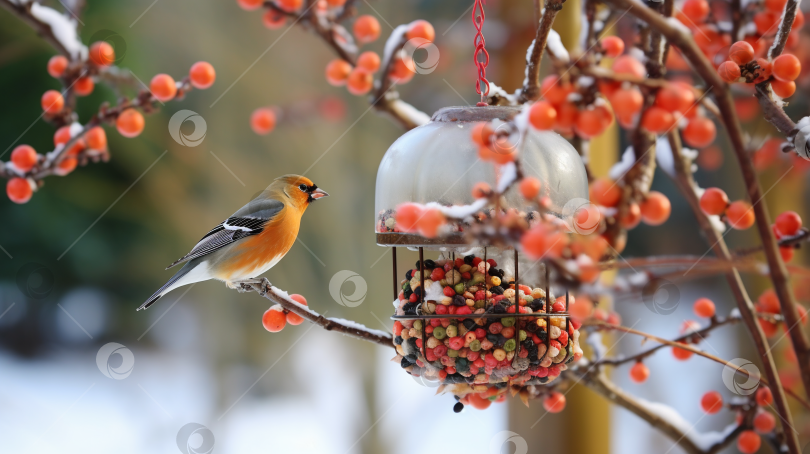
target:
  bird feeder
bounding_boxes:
[375,106,590,409]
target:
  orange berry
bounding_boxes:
[726,200,755,230]
[11,145,38,172]
[326,0,347,6]
[395,203,423,232]
[357,51,381,73]
[251,107,277,135]
[468,393,492,410]
[347,68,373,95]
[629,362,649,383]
[621,202,642,229]
[612,55,646,78]
[354,15,381,44]
[759,318,779,336]
[771,79,796,98]
[116,108,145,138]
[417,208,445,238]
[471,181,491,199]
[780,246,795,261]
[773,54,801,81]
[682,0,710,23]
[262,306,287,332]
[640,191,671,226]
[699,187,729,215]
[237,0,263,10]
[656,82,695,113]
[641,107,676,134]
[471,122,493,146]
[753,411,775,433]
[555,102,579,131]
[701,391,723,413]
[89,41,115,66]
[150,74,177,102]
[792,11,805,30]
[189,61,216,89]
[528,100,557,130]
[520,177,542,200]
[262,9,287,29]
[41,90,64,115]
[737,431,761,454]
[85,126,107,150]
[325,59,352,86]
[575,107,607,138]
[756,386,773,406]
[600,36,624,58]
[543,391,566,413]
[74,77,94,96]
[683,117,716,148]
[590,178,621,207]
[753,58,773,83]
[406,20,435,42]
[389,56,415,84]
[775,211,802,236]
[541,75,574,104]
[718,61,741,83]
[610,87,643,118]
[47,55,68,78]
[277,0,303,11]
[6,178,32,204]
[54,126,73,146]
[290,294,308,306]
[753,138,780,170]
[729,41,755,65]
[522,226,567,259]
[286,311,304,325]
[56,156,77,175]
[758,289,780,313]
[693,297,716,318]
[697,145,724,171]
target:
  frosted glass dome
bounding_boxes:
[375,106,588,245]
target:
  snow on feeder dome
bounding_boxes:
[376,106,590,411]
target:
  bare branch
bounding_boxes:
[520,0,566,103]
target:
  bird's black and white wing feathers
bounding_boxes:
[165,196,284,269]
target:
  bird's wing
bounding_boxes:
[165,197,284,269]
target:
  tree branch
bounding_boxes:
[520,0,566,103]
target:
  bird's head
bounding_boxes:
[272,174,329,208]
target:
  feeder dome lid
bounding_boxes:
[375,106,589,246]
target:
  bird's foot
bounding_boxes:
[232,277,272,295]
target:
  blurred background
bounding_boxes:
[0,0,808,453]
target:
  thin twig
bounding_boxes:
[520,0,566,102]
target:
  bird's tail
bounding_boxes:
[138,262,196,311]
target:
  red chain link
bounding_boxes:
[472,0,490,105]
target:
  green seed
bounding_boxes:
[433,326,446,339]
[503,339,516,352]
[474,300,486,309]
[519,330,527,341]
[469,340,481,351]
[454,283,465,294]
[413,320,422,331]
[501,317,515,327]
[446,325,458,338]
[448,348,458,357]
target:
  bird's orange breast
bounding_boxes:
[216,206,303,281]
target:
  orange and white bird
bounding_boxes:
[139,174,328,310]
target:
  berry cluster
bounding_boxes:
[392,254,583,410]
[697,386,777,454]
[262,293,308,332]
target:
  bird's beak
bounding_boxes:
[310,188,329,200]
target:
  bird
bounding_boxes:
[139,174,328,310]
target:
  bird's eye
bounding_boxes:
[298,184,308,192]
